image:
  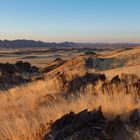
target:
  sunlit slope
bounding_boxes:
[44,46,140,77]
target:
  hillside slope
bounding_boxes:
[43,46,140,78]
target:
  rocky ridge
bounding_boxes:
[44,107,139,140]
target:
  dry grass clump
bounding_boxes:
[0,77,140,139]
[132,130,140,140]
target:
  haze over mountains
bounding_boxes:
[0,39,139,48]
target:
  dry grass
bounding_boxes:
[0,76,140,140]
[132,130,140,140]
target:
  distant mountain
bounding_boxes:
[0,39,139,48]
[0,40,78,48]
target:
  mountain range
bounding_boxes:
[0,39,139,48]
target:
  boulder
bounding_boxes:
[105,116,129,140]
[44,107,108,140]
[0,63,16,75]
[130,109,140,126]
[111,75,121,84]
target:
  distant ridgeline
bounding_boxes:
[0,39,139,48]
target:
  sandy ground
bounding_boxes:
[0,48,82,67]
[0,47,112,67]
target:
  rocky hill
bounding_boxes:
[42,46,140,77]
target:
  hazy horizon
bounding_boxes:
[0,38,140,44]
[0,0,140,43]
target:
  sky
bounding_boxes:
[0,0,140,43]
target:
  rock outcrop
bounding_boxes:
[42,58,66,73]
[102,73,140,94]
[0,61,43,90]
[66,73,106,93]
[44,107,138,140]
[49,71,140,96]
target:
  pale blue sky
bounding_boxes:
[0,0,140,42]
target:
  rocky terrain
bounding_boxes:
[0,61,43,90]
[40,46,140,140]
[0,46,140,140]
[42,72,140,140]
[44,107,139,140]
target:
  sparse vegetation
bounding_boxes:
[0,72,140,139]
[0,47,140,139]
